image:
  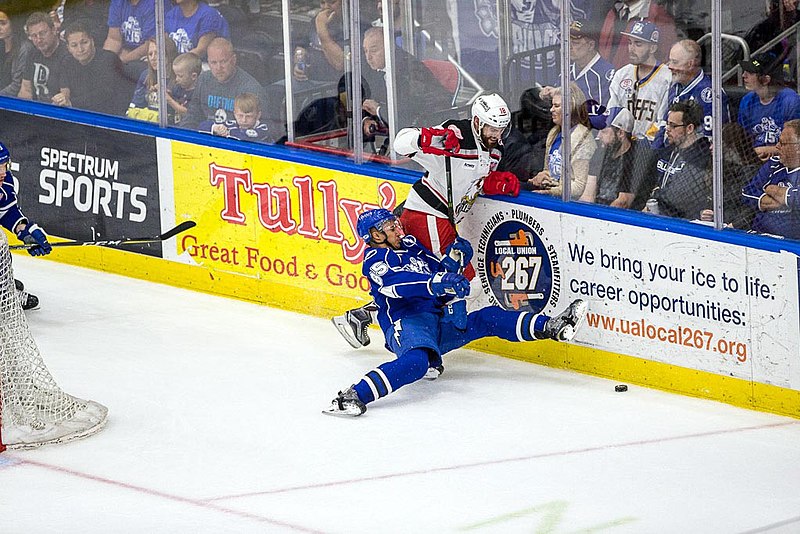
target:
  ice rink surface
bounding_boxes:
[2,254,800,533]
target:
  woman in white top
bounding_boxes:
[531,82,597,199]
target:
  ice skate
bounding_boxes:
[543,299,587,342]
[423,365,444,380]
[331,303,377,348]
[322,387,366,417]
[17,289,39,311]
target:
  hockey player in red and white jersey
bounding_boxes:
[332,93,521,350]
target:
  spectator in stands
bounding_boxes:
[288,74,368,140]
[540,19,615,131]
[744,0,799,82]
[59,22,134,115]
[530,83,597,199]
[652,38,730,148]
[360,27,451,137]
[17,11,71,103]
[180,37,268,131]
[606,21,671,144]
[166,0,230,58]
[741,119,800,239]
[62,0,108,45]
[699,123,760,229]
[738,52,800,161]
[293,0,369,83]
[0,10,34,97]
[513,86,555,186]
[171,51,202,124]
[645,100,711,219]
[598,0,678,68]
[103,0,157,81]
[202,92,272,142]
[499,88,554,188]
[580,108,651,208]
[127,36,180,123]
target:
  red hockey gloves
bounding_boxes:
[441,237,474,273]
[16,222,52,257]
[418,127,461,156]
[483,171,520,197]
[430,272,470,298]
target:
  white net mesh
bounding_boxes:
[0,232,107,450]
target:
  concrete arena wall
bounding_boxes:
[4,105,799,419]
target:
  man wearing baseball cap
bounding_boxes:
[598,0,678,69]
[540,19,616,131]
[606,20,672,144]
[580,108,654,209]
[737,52,800,161]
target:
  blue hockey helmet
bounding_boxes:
[357,208,396,242]
[0,142,9,165]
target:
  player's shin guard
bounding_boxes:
[353,348,430,403]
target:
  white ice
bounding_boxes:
[2,254,799,533]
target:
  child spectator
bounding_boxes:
[201,92,272,143]
[127,36,179,123]
[170,51,202,124]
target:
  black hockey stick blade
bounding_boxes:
[9,221,197,250]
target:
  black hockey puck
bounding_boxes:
[615,384,628,392]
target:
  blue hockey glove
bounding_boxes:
[442,300,468,330]
[16,223,52,257]
[441,237,474,273]
[430,272,470,298]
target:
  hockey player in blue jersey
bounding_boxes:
[323,208,587,417]
[0,141,53,309]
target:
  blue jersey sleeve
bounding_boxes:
[741,159,777,210]
[0,171,27,234]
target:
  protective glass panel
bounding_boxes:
[722,0,800,239]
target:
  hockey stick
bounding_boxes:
[9,221,197,250]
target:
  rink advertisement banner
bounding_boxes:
[169,141,410,302]
[460,200,800,391]
[0,111,162,256]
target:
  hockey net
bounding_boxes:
[0,232,107,451]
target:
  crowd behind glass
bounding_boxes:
[2,0,800,240]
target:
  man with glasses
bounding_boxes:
[741,119,800,239]
[652,39,730,149]
[18,11,70,104]
[644,100,711,220]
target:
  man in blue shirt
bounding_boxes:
[741,119,800,239]
[652,39,730,148]
[324,209,587,417]
[738,52,800,161]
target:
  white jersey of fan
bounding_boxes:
[607,62,672,142]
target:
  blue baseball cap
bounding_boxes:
[621,20,660,44]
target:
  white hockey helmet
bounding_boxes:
[471,93,511,138]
